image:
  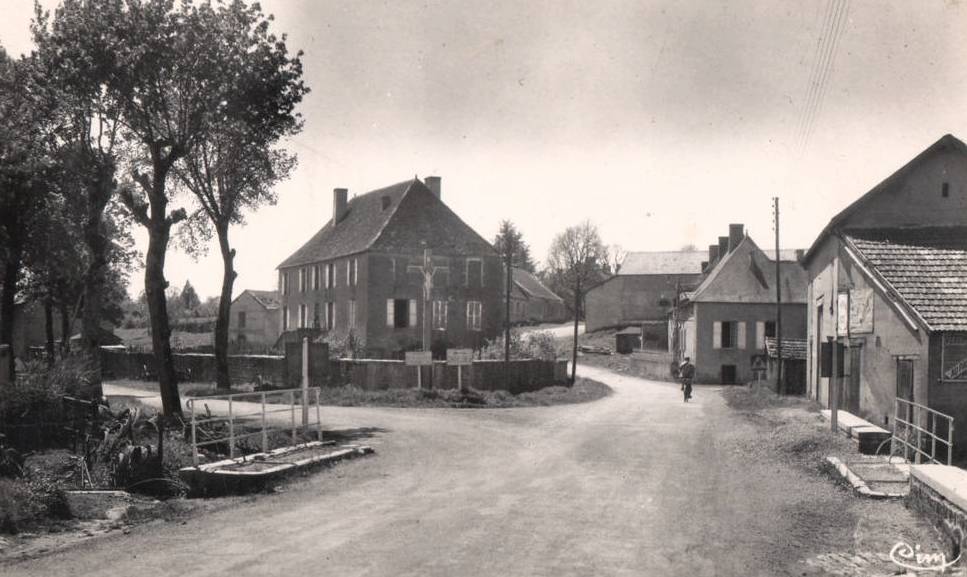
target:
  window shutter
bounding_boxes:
[409,299,418,327]
[324,265,330,288]
[346,260,351,285]
[756,321,765,350]
[386,300,393,327]
[737,322,747,349]
[713,322,722,349]
[332,302,336,328]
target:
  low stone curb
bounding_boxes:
[825,456,907,499]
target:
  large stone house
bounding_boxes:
[584,249,707,348]
[802,134,967,453]
[673,228,807,385]
[510,268,567,325]
[276,177,502,358]
[228,289,281,346]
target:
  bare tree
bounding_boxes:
[546,221,607,383]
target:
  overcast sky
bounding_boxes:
[4,1,967,299]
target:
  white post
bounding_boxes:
[190,400,198,467]
[417,366,422,389]
[228,397,235,459]
[315,388,323,443]
[458,365,463,391]
[261,392,268,453]
[302,337,309,427]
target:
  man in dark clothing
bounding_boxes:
[680,357,694,402]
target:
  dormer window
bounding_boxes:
[381,196,392,210]
[942,182,950,198]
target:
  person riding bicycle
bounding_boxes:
[680,357,695,402]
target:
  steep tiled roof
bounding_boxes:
[766,337,807,360]
[247,290,280,310]
[277,179,417,269]
[620,251,707,275]
[690,236,808,304]
[513,268,563,303]
[845,227,967,331]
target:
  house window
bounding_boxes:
[755,321,777,349]
[432,300,448,330]
[943,182,950,198]
[386,298,414,328]
[348,300,357,329]
[281,271,290,295]
[467,301,482,331]
[326,302,335,330]
[238,311,246,329]
[326,263,335,288]
[282,306,289,330]
[313,303,320,329]
[713,321,745,349]
[466,259,483,287]
[299,268,307,293]
[312,265,320,291]
[347,258,358,286]
[299,304,308,328]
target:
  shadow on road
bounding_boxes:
[325,426,389,444]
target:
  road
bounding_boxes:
[8,366,865,576]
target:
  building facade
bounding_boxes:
[276,177,502,358]
[675,230,807,384]
[802,134,967,454]
[228,290,281,346]
[510,268,567,325]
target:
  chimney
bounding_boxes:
[332,188,348,223]
[795,249,805,262]
[424,176,441,199]
[701,261,708,273]
[708,244,720,267]
[728,224,744,252]
[718,236,729,258]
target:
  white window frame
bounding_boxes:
[349,299,357,329]
[467,301,482,331]
[466,258,483,287]
[432,300,448,330]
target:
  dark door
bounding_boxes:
[721,364,737,385]
[816,305,824,405]
[846,346,862,414]
[897,359,914,403]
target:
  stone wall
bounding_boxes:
[101,350,287,386]
[329,358,569,393]
[629,350,677,382]
[908,465,967,562]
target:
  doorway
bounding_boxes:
[896,358,914,403]
[846,345,862,414]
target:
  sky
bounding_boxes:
[4,0,967,300]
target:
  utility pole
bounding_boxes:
[774,197,784,394]
[505,236,513,370]
[829,336,839,433]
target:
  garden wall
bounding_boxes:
[629,350,676,382]
[908,465,967,563]
[101,349,287,386]
[330,358,569,394]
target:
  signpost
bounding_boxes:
[405,351,433,389]
[447,348,473,391]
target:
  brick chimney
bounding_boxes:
[424,176,441,200]
[708,244,720,267]
[333,188,348,223]
[728,224,744,252]
[718,236,729,257]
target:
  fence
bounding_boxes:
[891,398,954,465]
[186,387,322,466]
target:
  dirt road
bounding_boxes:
[4,366,929,576]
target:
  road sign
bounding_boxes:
[446,349,473,366]
[405,351,433,366]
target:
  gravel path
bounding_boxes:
[4,365,939,577]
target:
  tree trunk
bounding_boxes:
[59,302,71,354]
[44,295,55,367]
[0,245,21,382]
[571,283,580,384]
[80,164,114,397]
[143,152,181,417]
[214,223,236,390]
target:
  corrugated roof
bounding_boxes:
[845,227,967,331]
[513,268,563,303]
[766,337,807,360]
[620,251,707,275]
[277,179,417,269]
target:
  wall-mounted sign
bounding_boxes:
[849,288,874,334]
[837,293,850,337]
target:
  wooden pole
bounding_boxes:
[505,237,513,370]
[774,197,783,394]
[301,336,309,427]
[829,336,838,433]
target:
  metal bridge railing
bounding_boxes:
[891,398,954,466]
[186,387,322,467]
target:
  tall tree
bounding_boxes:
[546,221,608,383]
[493,220,536,274]
[180,280,200,312]
[174,0,306,390]
[0,49,54,381]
